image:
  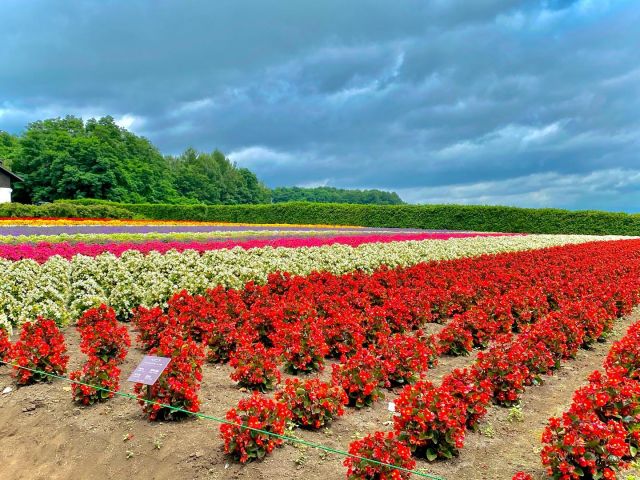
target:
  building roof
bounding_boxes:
[0,163,23,183]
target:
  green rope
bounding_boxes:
[0,360,444,480]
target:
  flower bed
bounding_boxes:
[111,237,640,470]
[0,233,617,327]
[4,234,640,477]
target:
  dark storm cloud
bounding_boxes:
[1,0,639,210]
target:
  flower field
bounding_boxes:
[1,217,640,479]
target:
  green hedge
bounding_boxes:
[56,199,640,235]
[0,202,134,219]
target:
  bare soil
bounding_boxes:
[1,311,639,480]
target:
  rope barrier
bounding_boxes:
[0,359,445,480]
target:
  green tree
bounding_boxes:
[169,149,270,204]
[0,131,20,169]
[12,116,177,203]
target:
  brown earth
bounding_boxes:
[1,312,640,480]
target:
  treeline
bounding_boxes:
[0,116,404,205]
[2,116,269,204]
[272,186,403,205]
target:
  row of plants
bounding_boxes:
[60,199,640,235]
[0,202,133,220]
[0,231,501,263]
[0,215,356,228]
[0,232,599,328]
[344,245,640,479]
[0,228,383,245]
[0,307,200,420]
[536,320,640,480]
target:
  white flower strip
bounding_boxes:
[0,234,630,327]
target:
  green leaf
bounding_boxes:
[426,448,437,462]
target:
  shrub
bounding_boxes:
[275,378,347,429]
[131,306,173,350]
[220,393,291,463]
[512,473,533,480]
[70,359,121,405]
[344,431,416,480]
[570,369,640,453]
[12,318,69,385]
[321,310,366,361]
[75,304,118,331]
[52,200,640,236]
[134,333,204,420]
[229,342,281,392]
[332,348,385,408]
[0,202,132,220]
[532,312,585,361]
[361,306,393,345]
[203,318,239,363]
[562,300,611,347]
[393,380,466,460]
[517,333,557,385]
[166,290,215,343]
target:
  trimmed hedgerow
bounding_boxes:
[59,199,640,235]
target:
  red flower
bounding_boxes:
[275,377,347,429]
[376,332,438,387]
[77,305,130,364]
[220,393,291,463]
[12,318,68,385]
[0,327,11,363]
[70,358,121,405]
[229,341,281,392]
[134,332,205,420]
[393,380,466,460]
[332,347,385,408]
[344,431,416,480]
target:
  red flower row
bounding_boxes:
[540,321,640,480]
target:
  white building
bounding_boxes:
[0,161,22,203]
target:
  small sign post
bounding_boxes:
[127,355,171,386]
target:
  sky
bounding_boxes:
[1,0,639,211]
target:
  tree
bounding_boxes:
[168,149,270,205]
[12,116,177,203]
[0,131,20,169]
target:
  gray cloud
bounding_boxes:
[0,0,639,210]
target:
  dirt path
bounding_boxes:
[0,311,637,480]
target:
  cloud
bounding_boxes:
[0,0,639,210]
[397,168,640,212]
